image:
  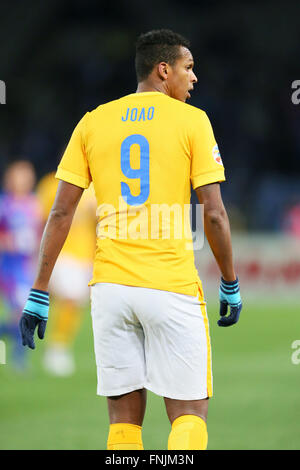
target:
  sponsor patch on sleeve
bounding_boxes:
[212,144,223,165]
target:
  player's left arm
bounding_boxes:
[190,110,242,327]
[196,183,242,327]
[20,180,84,349]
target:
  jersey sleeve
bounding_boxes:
[55,112,92,189]
[190,110,225,189]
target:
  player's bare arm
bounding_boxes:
[195,182,236,281]
[33,180,84,291]
[20,180,84,349]
[196,182,242,327]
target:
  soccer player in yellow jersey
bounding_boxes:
[19,29,242,450]
[36,172,96,375]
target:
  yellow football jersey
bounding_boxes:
[56,91,225,296]
[36,172,96,261]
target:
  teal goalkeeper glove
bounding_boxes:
[218,277,242,327]
[19,288,49,349]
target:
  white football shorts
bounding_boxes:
[90,283,213,400]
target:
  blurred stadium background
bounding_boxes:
[0,0,300,450]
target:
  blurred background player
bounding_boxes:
[0,160,42,370]
[36,171,96,376]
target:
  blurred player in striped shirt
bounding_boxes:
[0,161,42,369]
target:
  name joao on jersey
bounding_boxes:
[122,106,155,122]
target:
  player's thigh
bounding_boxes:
[136,288,212,400]
[164,397,209,424]
[90,283,146,396]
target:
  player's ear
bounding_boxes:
[157,62,169,81]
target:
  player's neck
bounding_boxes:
[136,80,169,97]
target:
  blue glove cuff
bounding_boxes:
[220,277,241,306]
[23,288,49,321]
[221,277,239,286]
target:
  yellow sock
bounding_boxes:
[107,423,144,450]
[168,415,208,450]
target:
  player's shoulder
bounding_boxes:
[163,97,212,134]
[171,97,207,117]
[157,95,208,123]
[79,97,124,130]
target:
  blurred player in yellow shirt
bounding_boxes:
[36,172,96,375]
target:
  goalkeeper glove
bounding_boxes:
[19,288,49,349]
[218,277,242,327]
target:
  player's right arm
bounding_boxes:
[20,113,90,349]
[32,180,84,291]
[19,181,84,349]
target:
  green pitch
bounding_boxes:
[0,300,299,450]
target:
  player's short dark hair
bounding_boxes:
[135,29,191,82]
